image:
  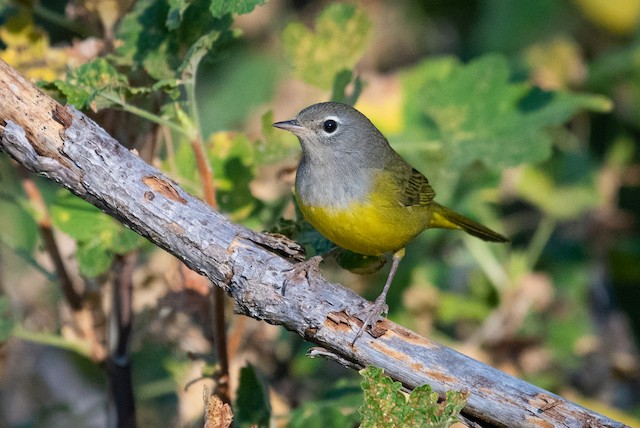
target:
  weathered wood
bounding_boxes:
[0,59,627,427]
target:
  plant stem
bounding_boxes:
[464,237,510,291]
[15,166,109,362]
[33,3,93,38]
[184,79,203,147]
[13,325,92,356]
[183,75,229,403]
[99,93,190,138]
[526,216,556,270]
[107,253,137,428]
[16,167,83,309]
[188,132,230,402]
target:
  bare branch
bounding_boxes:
[0,59,627,428]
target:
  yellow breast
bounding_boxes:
[297,190,432,256]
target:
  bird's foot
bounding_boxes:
[281,255,324,295]
[350,296,389,344]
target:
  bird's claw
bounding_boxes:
[350,296,389,344]
[281,255,324,295]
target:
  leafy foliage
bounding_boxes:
[0,10,67,81]
[288,378,362,427]
[116,0,235,81]
[209,0,267,18]
[0,296,15,342]
[359,366,468,428]
[400,54,611,172]
[0,179,38,252]
[49,58,134,110]
[283,3,371,89]
[235,364,271,428]
[50,190,143,276]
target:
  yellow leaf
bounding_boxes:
[574,0,640,35]
[0,11,68,81]
[524,36,587,90]
[81,0,135,39]
[355,77,404,135]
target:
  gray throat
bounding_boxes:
[295,152,376,209]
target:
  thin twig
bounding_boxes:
[16,166,83,310]
[107,252,137,428]
[16,164,107,362]
[191,138,218,209]
[190,135,230,403]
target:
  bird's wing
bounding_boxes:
[399,167,436,206]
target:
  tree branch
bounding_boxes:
[0,59,627,427]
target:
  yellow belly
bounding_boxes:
[297,195,432,256]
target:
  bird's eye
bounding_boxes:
[323,119,338,133]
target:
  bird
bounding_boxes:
[273,102,508,342]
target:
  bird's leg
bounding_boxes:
[351,248,405,344]
[282,247,340,295]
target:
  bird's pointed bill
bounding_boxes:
[272,119,305,133]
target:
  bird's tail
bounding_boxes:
[430,203,509,243]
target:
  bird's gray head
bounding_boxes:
[272,102,391,165]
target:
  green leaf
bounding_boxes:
[178,15,234,80]
[420,56,534,167]
[179,31,222,80]
[111,226,145,254]
[359,367,406,426]
[255,110,300,164]
[117,0,233,80]
[0,159,41,253]
[199,51,281,136]
[0,195,38,252]
[116,0,177,80]
[193,132,262,223]
[335,250,386,275]
[76,240,113,277]
[437,291,492,324]
[472,0,570,54]
[404,385,441,425]
[178,15,235,80]
[330,69,364,105]
[401,56,470,141]
[166,0,190,30]
[209,0,267,18]
[152,78,181,100]
[400,54,612,171]
[0,0,13,11]
[288,379,362,428]
[51,58,131,110]
[51,191,143,277]
[439,390,470,425]
[235,364,271,428]
[0,296,15,342]
[359,366,468,428]
[515,166,599,220]
[289,406,354,428]
[217,156,257,219]
[282,3,371,89]
[51,191,118,242]
[514,147,602,220]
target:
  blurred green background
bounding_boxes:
[0,0,639,426]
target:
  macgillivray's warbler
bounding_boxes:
[273,102,508,342]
